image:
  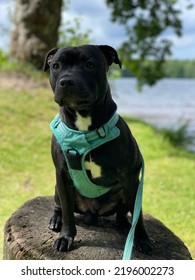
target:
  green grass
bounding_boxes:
[0,75,195,260]
[0,50,46,80]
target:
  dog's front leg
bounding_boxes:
[48,184,62,232]
[53,169,76,252]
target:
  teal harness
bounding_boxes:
[50,113,120,198]
[50,112,144,259]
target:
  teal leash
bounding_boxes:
[122,157,145,260]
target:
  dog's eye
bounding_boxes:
[86,61,96,69]
[53,63,60,70]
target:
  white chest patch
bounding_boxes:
[85,160,102,178]
[75,112,92,131]
[75,112,101,178]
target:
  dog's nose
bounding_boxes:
[59,78,75,88]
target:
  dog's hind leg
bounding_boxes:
[125,172,152,255]
[116,203,131,232]
[134,209,152,255]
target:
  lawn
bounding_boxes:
[0,72,194,259]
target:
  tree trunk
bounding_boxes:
[4,196,192,260]
[9,0,63,69]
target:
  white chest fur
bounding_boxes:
[84,160,102,178]
[75,112,102,178]
[75,112,92,131]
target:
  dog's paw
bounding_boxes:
[48,214,62,232]
[134,236,152,255]
[54,236,74,252]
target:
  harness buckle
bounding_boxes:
[66,148,82,170]
[97,126,106,138]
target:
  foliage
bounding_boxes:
[0,51,46,80]
[164,60,195,78]
[121,59,195,79]
[0,50,8,66]
[105,0,193,87]
[159,121,195,148]
[58,17,93,47]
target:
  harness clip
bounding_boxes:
[66,148,82,170]
[97,126,106,138]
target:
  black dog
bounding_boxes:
[43,44,151,255]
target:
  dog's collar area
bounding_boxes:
[51,112,119,144]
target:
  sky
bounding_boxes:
[0,0,195,59]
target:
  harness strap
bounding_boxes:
[52,113,119,143]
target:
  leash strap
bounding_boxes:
[122,156,144,260]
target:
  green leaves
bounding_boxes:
[106,0,185,87]
[58,17,93,47]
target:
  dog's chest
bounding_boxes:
[75,112,102,179]
[84,154,102,179]
[75,112,92,131]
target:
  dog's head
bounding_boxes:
[43,45,121,110]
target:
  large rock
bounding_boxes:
[4,196,192,260]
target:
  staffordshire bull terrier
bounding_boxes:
[43,44,151,256]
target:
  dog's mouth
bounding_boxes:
[70,100,93,110]
[54,96,94,109]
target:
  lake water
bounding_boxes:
[109,78,195,151]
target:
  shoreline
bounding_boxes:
[110,78,195,153]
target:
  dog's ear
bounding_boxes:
[98,45,122,69]
[43,47,59,71]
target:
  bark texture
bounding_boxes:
[9,0,62,68]
[4,196,192,260]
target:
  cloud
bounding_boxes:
[0,0,14,49]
